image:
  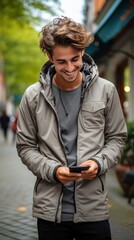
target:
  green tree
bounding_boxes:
[0,0,60,103]
[0,0,60,26]
[1,20,45,96]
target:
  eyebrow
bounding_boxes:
[56,55,80,62]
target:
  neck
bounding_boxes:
[53,73,82,91]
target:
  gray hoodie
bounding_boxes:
[16,54,127,223]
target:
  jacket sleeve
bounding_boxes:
[91,84,127,175]
[16,88,61,183]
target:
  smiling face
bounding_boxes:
[48,45,84,89]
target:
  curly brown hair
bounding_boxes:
[39,16,93,56]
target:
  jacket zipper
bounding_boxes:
[40,90,67,222]
[40,90,67,157]
[54,185,63,223]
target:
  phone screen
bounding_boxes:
[69,165,89,173]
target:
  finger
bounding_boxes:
[58,174,82,183]
[81,172,97,180]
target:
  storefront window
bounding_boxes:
[115,58,129,119]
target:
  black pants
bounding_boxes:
[37,219,112,240]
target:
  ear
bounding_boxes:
[47,53,53,62]
[81,50,84,56]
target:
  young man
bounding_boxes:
[16,17,127,240]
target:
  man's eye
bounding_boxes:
[58,61,65,64]
[72,58,79,62]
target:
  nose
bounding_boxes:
[65,62,74,72]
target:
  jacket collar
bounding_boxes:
[39,53,99,89]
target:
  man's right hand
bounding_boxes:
[56,166,82,184]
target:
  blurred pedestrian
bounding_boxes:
[0,108,10,141]
[16,16,127,240]
[11,112,18,142]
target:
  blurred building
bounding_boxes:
[84,0,134,121]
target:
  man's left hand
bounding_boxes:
[80,160,99,180]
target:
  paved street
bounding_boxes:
[0,131,37,240]
[0,130,134,240]
[108,171,134,240]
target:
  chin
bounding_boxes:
[66,77,77,83]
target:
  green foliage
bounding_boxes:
[0,0,60,103]
[121,122,134,164]
[0,0,26,24]
[0,0,60,25]
[0,16,47,98]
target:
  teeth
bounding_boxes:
[65,71,74,74]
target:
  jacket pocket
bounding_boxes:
[81,102,105,129]
[34,178,42,193]
[99,176,104,192]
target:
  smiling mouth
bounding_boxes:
[64,70,76,76]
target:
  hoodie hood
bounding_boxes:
[39,53,99,89]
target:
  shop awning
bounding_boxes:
[86,0,134,56]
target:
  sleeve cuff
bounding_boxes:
[53,165,62,183]
[90,158,101,175]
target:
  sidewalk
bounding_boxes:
[107,169,134,240]
[0,131,38,240]
[0,130,134,240]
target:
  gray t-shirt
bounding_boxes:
[52,83,82,221]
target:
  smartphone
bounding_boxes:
[69,165,90,173]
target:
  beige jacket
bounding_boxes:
[16,54,127,223]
